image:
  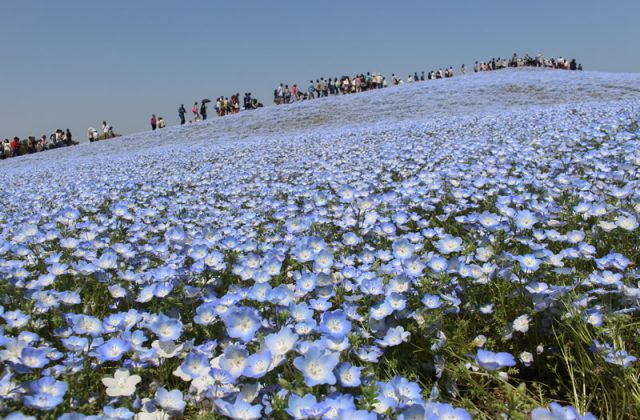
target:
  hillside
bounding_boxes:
[2,69,640,172]
[1,69,640,419]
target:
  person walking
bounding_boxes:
[178,104,186,125]
[308,80,316,99]
[192,101,200,121]
[200,101,208,120]
[151,114,157,130]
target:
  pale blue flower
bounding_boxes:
[293,344,340,386]
[223,306,262,343]
[475,349,516,371]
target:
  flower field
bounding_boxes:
[2,69,640,419]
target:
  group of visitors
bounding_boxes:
[1,129,77,159]
[273,72,387,105]
[175,94,264,125]
[474,53,583,72]
[87,121,118,142]
[391,66,459,85]
[150,115,166,130]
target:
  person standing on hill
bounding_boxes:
[151,114,157,130]
[192,102,200,121]
[178,104,186,125]
[200,101,208,120]
[308,80,316,99]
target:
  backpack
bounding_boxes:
[192,106,197,113]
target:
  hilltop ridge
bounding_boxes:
[2,68,640,173]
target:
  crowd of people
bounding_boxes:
[171,93,265,126]
[474,53,583,72]
[1,129,78,159]
[2,53,583,159]
[272,72,388,104]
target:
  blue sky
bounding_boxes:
[1,0,639,140]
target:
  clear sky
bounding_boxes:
[1,0,639,141]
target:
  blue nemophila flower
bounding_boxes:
[404,257,426,277]
[96,338,130,362]
[243,350,272,378]
[19,347,50,370]
[386,292,407,312]
[319,310,352,338]
[319,393,356,420]
[377,326,411,347]
[313,250,334,272]
[590,270,623,288]
[193,303,217,326]
[102,406,135,419]
[264,326,299,357]
[30,376,68,397]
[180,352,211,379]
[584,308,603,327]
[309,297,332,312]
[24,393,64,412]
[61,336,89,353]
[515,254,541,273]
[428,255,448,273]
[436,235,463,254]
[215,395,263,420]
[96,251,119,270]
[531,402,596,420]
[369,301,393,320]
[392,238,414,260]
[219,344,249,379]
[336,362,363,387]
[616,214,638,231]
[293,344,340,386]
[301,404,330,419]
[343,231,361,246]
[475,349,516,371]
[68,314,103,337]
[604,349,637,368]
[361,277,385,296]
[205,251,227,270]
[150,314,183,342]
[515,210,538,230]
[103,313,127,333]
[294,319,317,336]
[422,293,442,309]
[295,271,317,293]
[292,244,315,263]
[223,306,262,343]
[391,376,423,405]
[423,402,472,420]
[477,211,501,230]
[286,393,317,419]
[2,310,30,329]
[155,387,186,415]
